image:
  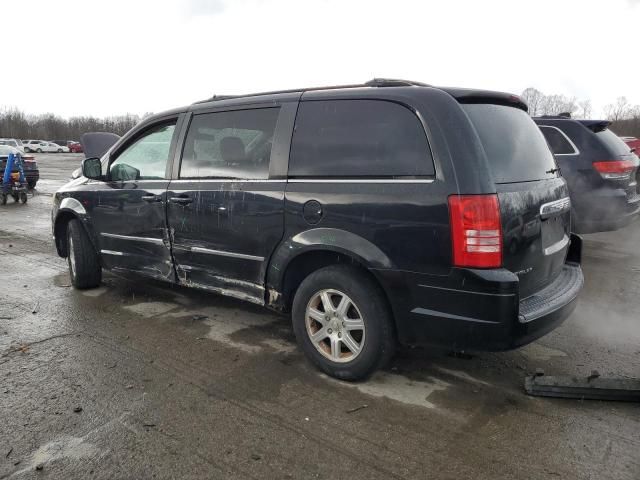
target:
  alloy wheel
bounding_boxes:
[305,289,366,363]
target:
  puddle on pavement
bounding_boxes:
[80,287,108,297]
[341,371,451,409]
[519,343,567,361]
[124,301,179,318]
[52,273,72,287]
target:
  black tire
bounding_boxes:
[67,219,101,289]
[0,194,6,205]
[19,191,28,203]
[57,149,62,153]
[37,148,42,153]
[291,264,396,381]
[24,147,31,153]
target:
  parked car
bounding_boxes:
[52,79,584,380]
[0,138,25,153]
[69,141,83,153]
[0,145,39,189]
[23,140,69,153]
[620,136,640,154]
[535,117,640,233]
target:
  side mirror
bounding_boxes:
[81,157,102,180]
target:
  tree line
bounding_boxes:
[2,91,640,142]
[521,87,640,137]
[0,107,145,141]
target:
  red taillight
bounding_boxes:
[448,194,502,268]
[592,160,635,179]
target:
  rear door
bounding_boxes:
[462,104,570,298]
[167,103,295,304]
[90,117,181,280]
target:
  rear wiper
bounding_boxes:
[546,167,561,174]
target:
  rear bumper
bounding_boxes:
[573,188,640,233]
[374,234,584,351]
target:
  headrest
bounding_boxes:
[220,136,246,164]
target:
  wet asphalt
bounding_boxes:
[0,153,639,479]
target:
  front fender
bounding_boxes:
[52,197,98,257]
[266,227,394,293]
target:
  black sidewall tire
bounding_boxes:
[292,265,395,381]
[67,219,101,289]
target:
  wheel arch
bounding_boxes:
[266,228,396,315]
[53,206,97,258]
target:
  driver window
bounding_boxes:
[109,122,176,181]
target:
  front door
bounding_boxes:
[92,118,180,281]
[167,106,288,304]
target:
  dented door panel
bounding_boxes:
[166,180,286,304]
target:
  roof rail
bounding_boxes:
[364,78,431,87]
[193,78,430,105]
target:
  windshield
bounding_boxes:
[596,129,633,157]
[463,104,558,183]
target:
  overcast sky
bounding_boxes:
[3,0,639,118]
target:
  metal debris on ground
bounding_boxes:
[346,404,369,414]
[525,370,640,402]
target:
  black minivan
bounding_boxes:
[52,79,583,380]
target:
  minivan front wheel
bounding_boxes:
[67,219,101,289]
[292,265,395,380]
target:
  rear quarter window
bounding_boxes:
[289,99,434,177]
[539,126,578,155]
[463,104,558,183]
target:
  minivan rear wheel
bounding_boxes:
[67,219,101,289]
[292,265,395,381]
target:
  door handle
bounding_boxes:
[142,194,161,203]
[169,196,193,205]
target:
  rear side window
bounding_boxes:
[463,104,558,183]
[180,108,279,179]
[539,126,577,155]
[595,129,633,157]
[289,100,434,177]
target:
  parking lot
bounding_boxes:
[0,153,639,479]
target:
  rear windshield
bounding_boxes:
[595,129,633,157]
[462,104,558,183]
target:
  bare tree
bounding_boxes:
[576,99,592,119]
[521,87,544,116]
[604,96,632,122]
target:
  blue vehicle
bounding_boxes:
[1,151,29,205]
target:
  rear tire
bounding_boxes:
[36,148,42,153]
[0,194,6,205]
[291,264,396,381]
[67,219,101,289]
[19,191,27,203]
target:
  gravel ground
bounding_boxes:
[0,153,638,479]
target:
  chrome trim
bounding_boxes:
[100,249,125,256]
[287,179,435,184]
[544,234,570,256]
[100,232,165,244]
[411,307,499,324]
[169,179,286,183]
[59,197,86,215]
[177,245,264,262]
[539,197,571,219]
[539,125,580,156]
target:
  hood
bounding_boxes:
[80,132,120,159]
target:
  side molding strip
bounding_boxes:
[100,232,165,245]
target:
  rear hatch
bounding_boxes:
[462,103,571,298]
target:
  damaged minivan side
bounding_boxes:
[52,79,584,380]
